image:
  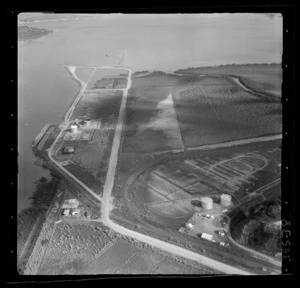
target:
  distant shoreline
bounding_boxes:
[18,26,53,41]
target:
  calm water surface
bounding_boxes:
[18,13,282,213]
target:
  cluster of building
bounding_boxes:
[62,118,94,154]
[183,194,233,248]
[200,232,229,247]
[70,118,91,134]
[62,199,81,218]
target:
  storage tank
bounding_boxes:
[71,125,78,133]
[201,197,213,210]
[221,194,232,207]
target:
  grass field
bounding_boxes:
[70,90,123,121]
[37,222,212,275]
[172,76,281,147]
[175,64,282,98]
[55,120,116,195]
[113,78,127,89]
[123,67,281,152]
[58,88,122,196]
[122,85,184,153]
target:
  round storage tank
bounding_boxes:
[221,194,232,206]
[201,197,213,210]
[71,125,78,133]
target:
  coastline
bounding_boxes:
[18,26,53,41]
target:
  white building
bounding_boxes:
[186,223,194,229]
[201,233,213,241]
[63,209,70,216]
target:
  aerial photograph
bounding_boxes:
[18,13,282,275]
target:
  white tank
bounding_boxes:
[71,125,78,133]
[201,197,213,210]
[221,194,232,206]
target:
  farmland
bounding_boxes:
[37,221,214,275]
[172,76,281,147]
[70,90,123,121]
[122,85,184,153]
[122,66,281,152]
[175,63,282,98]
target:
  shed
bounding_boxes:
[201,233,213,241]
[63,209,70,216]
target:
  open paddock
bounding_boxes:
[122,85,183,153]
[38,221,211,275]
[84,240,139,274]
[113,77,128,89]
[172,76,281,148]
[147,197,196,219]
[117,251,165,274]
[174,64,282,98]
[63,163,102,195]
[37,222,115,275]
[71,90,123,120]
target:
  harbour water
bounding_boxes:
[17,13,282,213]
